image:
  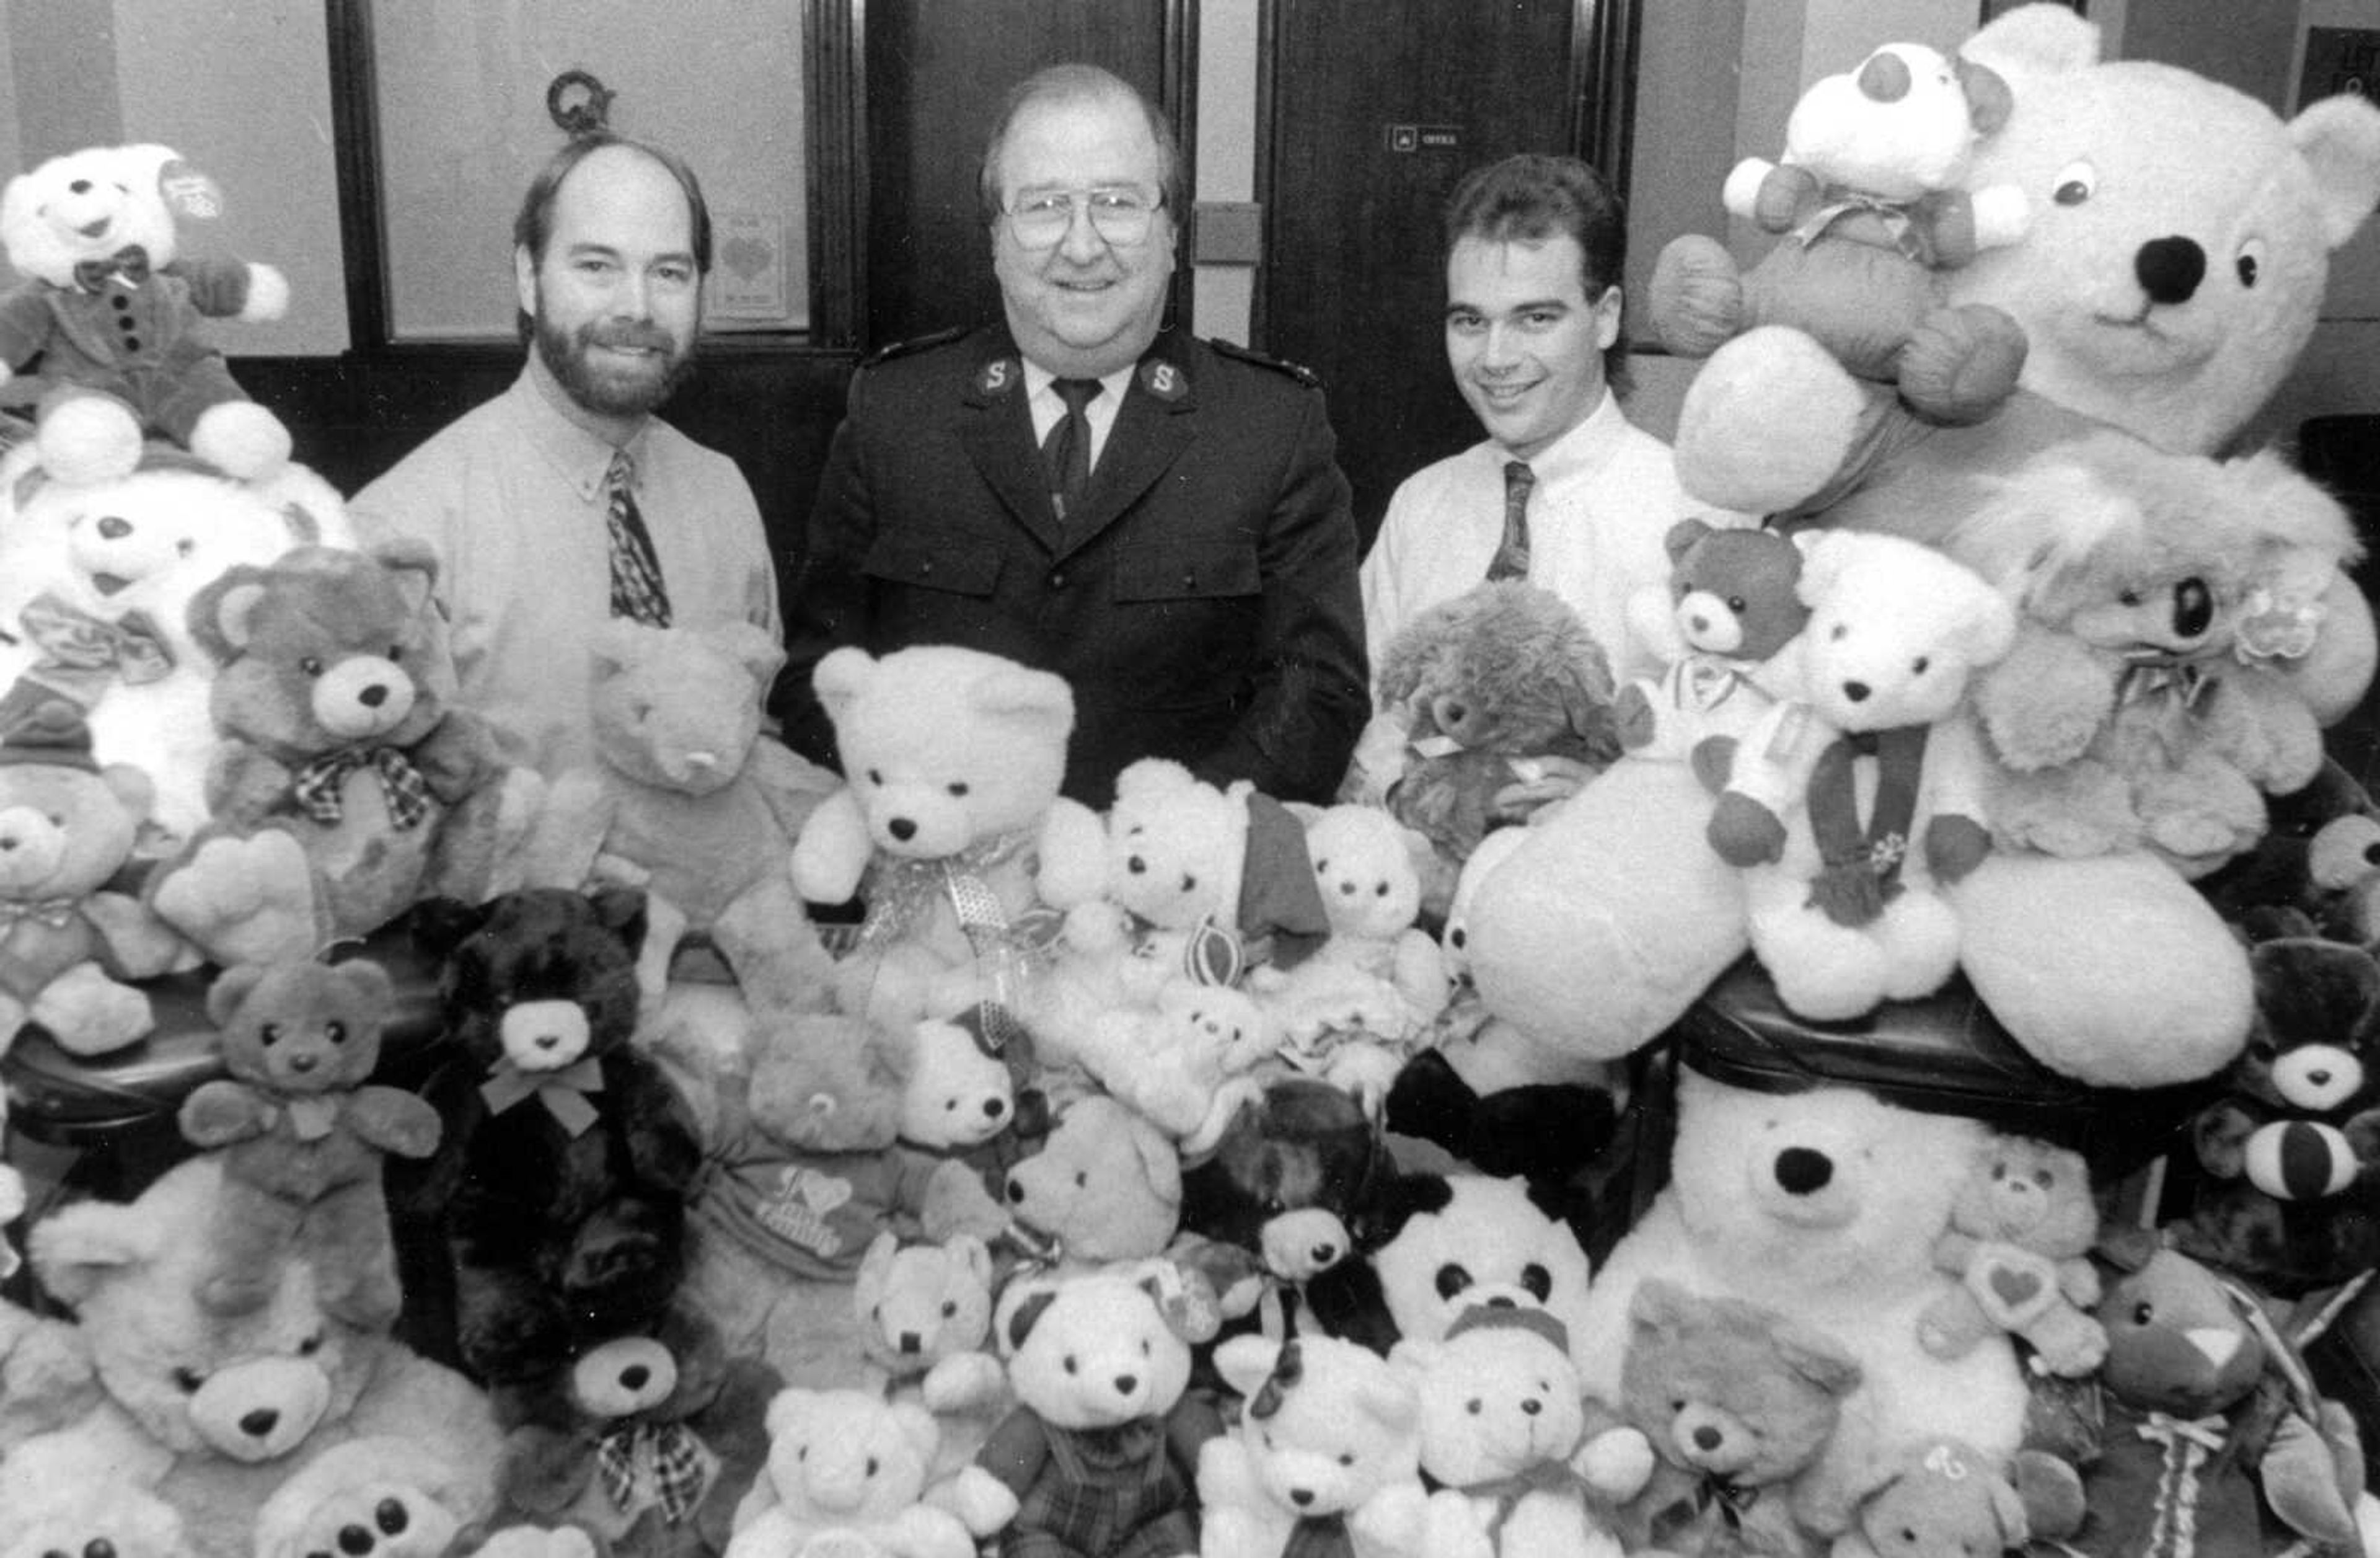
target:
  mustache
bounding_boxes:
[583,322,678,353]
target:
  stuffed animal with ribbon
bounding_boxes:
[0,142,291,484]
[144,538,541,968]
[1960,433,2360,882]
[0,695,187,1057]
[413,887,705,1389]
[1704,529,2014,1020]
[520,617,842,1012]
[1648,40,2030,428]
[1613,518,1814,773]
[175,955,439,1330]
[2042,1237,2366,1557]
[790,644,1105,1036]
[851,1229,1009,1490]
[496,1304,780,1558]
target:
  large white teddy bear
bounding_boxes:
[1468,2,2380,1090]
[1572,1070,2027,1539]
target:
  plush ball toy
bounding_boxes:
[1392,1304,1642,1557]
[0,440,354,852]
[522,617,842,1011]
[0,143,291,484]
[1572,1069,2029,1534]
[790,644,1106,1028]
[1614,517,1814,764]
[1960,435,2361,877]
[0,696,187,1055]
[251,1434,488,1558]
[1704,529,2014,1019]
[1305,1171,1595,1378]
[497,1306,781,1558]
[724,1384,976,1558]
[19,1153,503,1558]
[416,887,705,1386]
[1609,1277,1866,1555]
[1197,1329,1450,1558]
[148,539,539,969]
[1078,976,1276,1143]
[1915,1133,2105,1378]
[1368,579,1623,880]
[942,1266,1223,1552]
[2169,936,2380,1298]
[2053,1239,2366,1556]
[998,1093,1183,1272]
[176,955,441,1329]
[1651,41,2029,427]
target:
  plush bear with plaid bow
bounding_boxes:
[0,142,292,485]
[176,955,441,1330]
[413,887,707,1389]
[146,538,540,968]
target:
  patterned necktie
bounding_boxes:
[1041,378,1102,521]
[1486,459,1534,582]
[605,449,672,627]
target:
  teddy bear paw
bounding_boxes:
[35,393,143,487]
[31,964,153,1056]
[188,399,293,482]
[1897,303,2027,425]
[149,830,321,965]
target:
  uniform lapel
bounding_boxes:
[956,335,1064,554]
[1053,334,1199,564]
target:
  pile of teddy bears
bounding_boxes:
[12,6,2380,1557]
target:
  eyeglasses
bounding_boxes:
[1003,186,1162,249]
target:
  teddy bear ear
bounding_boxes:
[1954,583,2020,668]
[204,961,273,1029]
[858,1229,901,1291]
[332,955,397,1013]
[891,1399,940,1463]
[1962,2,2100,79]
[589,617,652,683]
[1002,1286,1057,1353]
[586,885,651,955]
[1991,1467,2034,1546]
[968,660,1076,745]
[2291,94,2380,253]
[369,536,442,617]
[405,893,491,963]
[950,1231,994,1286]
[705,619,789,686]
[100,761,154,823]
[1955,57,2014,136]
[762,1385,819,1443]
[1213,1332,1285,1399]
[1665,517,1717,567]
[811,645,878,730]
[27,1195,161,1304]
[1771,1316,1864,1397]
[2093,1223,2164,1274]
[1114,756,1194,803]
[187,564,278,665]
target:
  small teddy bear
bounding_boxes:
[1916,1133,2105,1378]
[1651,42,2029,427]
[1368,580,1624,884]
[1078,976,1277,1143]
[1706,529,2015,1020]
[0,696,187,1056]
[1615,518,1813,767]
[791,644,1107,1030]
[522,617,842,1011]
[1609,1277,1865,1556]
[725,1384,976,1558]
[0,143,292,485]
[854,1229,1003,1412]
[1830,1438,2048,1558]
[176,956,442,1329]
[998,1094,1183,1273]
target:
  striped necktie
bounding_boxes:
[1042,378,1102,521]
[606,448,671,627]
[1486,459,1534,582]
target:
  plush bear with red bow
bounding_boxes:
[0,143,290,484]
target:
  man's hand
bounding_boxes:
[1490,755,1600,824]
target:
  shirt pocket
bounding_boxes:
[1112,538,1261,604]
[861,531,1003,598]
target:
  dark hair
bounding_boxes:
[1443,153,1631,389]
[513,135,713,338]
[976,63,1183,228]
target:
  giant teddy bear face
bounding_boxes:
[205,957,396,1099]
[192,538,456,758]
[587,617,782,796]
[811,644,1074,859]
[433,887,648,1078]
[29,1155,371,1462]
[1787,530,2014,733]
[1952,4,2380,454]
[0,143,192,288]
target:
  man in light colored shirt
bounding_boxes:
[1357,153,1734,813]
[351,135,778,778]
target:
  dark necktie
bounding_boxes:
[605,449,671,627]
[1486,459,1534,582]
[1041,378,1102,521]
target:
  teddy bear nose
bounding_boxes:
[2172,577,2213,639]
[1841,680,1870,702]
[1290,1488,1315,1507]
[239,1407,281,1438]
[1522,1396,1542,1415]
[338,1524,374,1555]
[375,1499,409,1536]
[1113,1372,1139,1396]
[889,817,917,842]
[2136,235,2206,306]
[897,1330,922,1353]
[96,514,131,541]
[359,684,389,709]
[2310,1068,2334,1088]
[1693,1423,1723,1451]
[620,1363,650,1391]
[1775,1146,1833,1195]
[289,1052,317,1073]
[69,179,91,195]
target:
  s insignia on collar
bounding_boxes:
[1139,358,1185,401]
[977,358,1019,396]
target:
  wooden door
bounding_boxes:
[864,0,1190,347]
[1261,0,1624,545]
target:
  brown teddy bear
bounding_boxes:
[177,957,442,1329]
[1916,1133,2106,1379]
[147,539,537,967]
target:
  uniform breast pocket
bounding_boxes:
[1112,539,1261,606]
[860,533,1003,600]
[1110,539,1264,703]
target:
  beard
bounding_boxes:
[532,309,696,418]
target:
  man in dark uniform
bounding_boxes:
[778,62,1368,807]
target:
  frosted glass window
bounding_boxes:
[372,2,808,340]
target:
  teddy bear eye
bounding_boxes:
[259,1022,283,1045]
[947,782,969,797]
[387,644,405,663]
[2034,1169,2055,1189]
[941,1300,957,1317]
[1074,1171,1088,1188]
[172,1365,207,1393]
[299,1330,324,1355]
[1375,882,1390,896]
[1127,854,1147,874]
[1828,624,1847,642]
[2235,241,2264,289]
[1338,1451,1356,1466]
[866,769,884,786]
[324,1021,346,1044]
[1911,656,1929,675]
[2052,159,2096,205]
[1726,595,1746,612]
[1449,927,1467,950]
[1466,1397,1483,1415]
[1064,1354,1080,1375]
[299,656,325,677]
[1180,873,1196,893]
[2132,1300,2155,1326]
[2118,589,2142,607]
[175,538,195,557]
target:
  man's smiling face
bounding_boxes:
[1444,232,1619,461]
